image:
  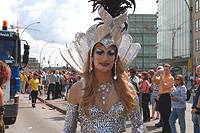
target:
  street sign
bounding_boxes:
[188,59,192,69]
[196,58,200,66]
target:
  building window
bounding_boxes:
[196,0,199,12]
[199,19,200,31]
[196,39,199,51]
[196,20,199,32]
[199,39,200,51]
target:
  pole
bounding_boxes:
[55,54,60,67]
[184,0,194,75]
[20,22,40,38]
[39,41,54,70]
[49,48,60,68]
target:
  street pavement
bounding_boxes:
[37,91,195,133]
[6,93,65,133]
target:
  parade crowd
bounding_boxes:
[19,69,81,107]
[19,64,200,133]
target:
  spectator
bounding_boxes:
[27,72,33,100]
[191,65,200,132]
[152,64,174,133]
[29,73,39,108]
[69,72,77,87]
[20,71,28,93]
[38,72,42,95]
[128,68,140,94]
[46,70,57,100]
[169,74,187,133]
[58,71,63,98]
[76,75,81,82]
[153,66,163,127]
[184,74,188,86]
[0,60,11,132]
[139,71,151,122]
[55,70,60,99]
[138,73,143,85]
[190,75,194,87]
[62,71,68,98]
[148,69,159,120]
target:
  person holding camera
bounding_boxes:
[152,64,174,133]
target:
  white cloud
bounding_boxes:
[0,0,157,68]
[135,0,157,14]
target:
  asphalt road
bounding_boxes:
[5,93,65,133]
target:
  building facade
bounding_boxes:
[194,0,200,66]
[157,0,192,75]
[25,57,40,71]
[128,14,157,71]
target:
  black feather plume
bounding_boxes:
[88,0,136,18]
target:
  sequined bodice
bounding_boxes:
[79,102,126,132]
[63,99,148,133]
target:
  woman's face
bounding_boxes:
[175,76,182,85]
[141,74,145,80]
[93,43,116,73]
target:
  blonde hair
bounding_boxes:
[55,70,59,74]
[80,50,138,116]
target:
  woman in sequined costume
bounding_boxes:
[62,0,148,132]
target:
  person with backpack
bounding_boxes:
[169,74,187,133]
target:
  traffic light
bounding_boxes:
[2,20,7,30]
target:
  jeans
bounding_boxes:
[169,108,186,133]
[28,86,31,100]
[31,90,38,107]
[63,82,67,92]
[38,86,42,95]
[192,114,200,133]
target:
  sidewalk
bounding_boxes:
[37,93,194,133]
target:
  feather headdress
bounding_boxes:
[61,0,140,74]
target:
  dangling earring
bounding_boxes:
[114,58,117,80]
[89,56,93,73]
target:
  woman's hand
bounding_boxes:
[171,96,178,101]
[191,108,198,115]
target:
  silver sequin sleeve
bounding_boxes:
[62,103,78,133]
[128,96,148,133]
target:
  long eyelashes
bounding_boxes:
[108,50,115,55]
[96,49,104,55]
[96,49,115,56]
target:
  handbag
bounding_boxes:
[186,89,191,101]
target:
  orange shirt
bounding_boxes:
[197,78,200,85]
[153,74,174,95]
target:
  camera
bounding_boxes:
[160,69,164,74]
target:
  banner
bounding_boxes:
[188,59,192,69]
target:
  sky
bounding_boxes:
[0,0,157,68]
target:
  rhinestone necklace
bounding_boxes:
[98,78,113,105]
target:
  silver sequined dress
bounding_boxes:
[62,99,148,133]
